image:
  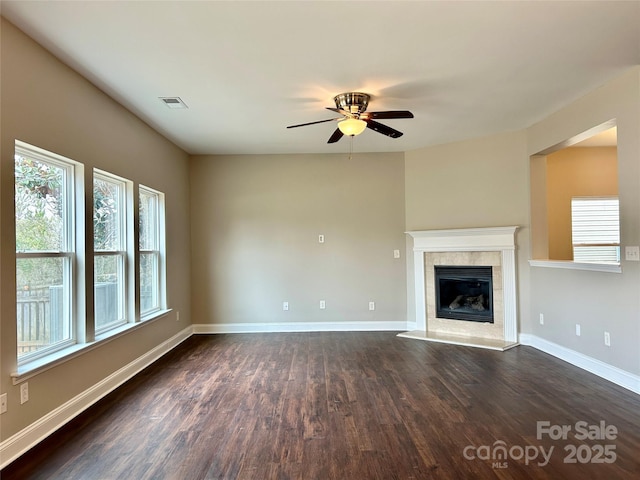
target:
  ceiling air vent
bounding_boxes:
[159,97,188,109]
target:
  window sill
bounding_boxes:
[529,259,622,274]
[12,309,172,384]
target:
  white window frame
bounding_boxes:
[93,170,133,335]
[139,185,166,318]
[15,141,82,364]
[571,196,620,264]
[13,142,171,378]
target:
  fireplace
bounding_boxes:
[434,266,493,323]
[400,227,519,351]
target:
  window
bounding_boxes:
[15,142,78,361]
[14,141,169,371]
[94,171,130,334]
[571,197,620,264]
[139,186,165,317]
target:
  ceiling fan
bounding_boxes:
[287,92,414,143]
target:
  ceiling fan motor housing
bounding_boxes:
[334,92,370,115]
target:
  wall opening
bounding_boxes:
[530,121,619,265]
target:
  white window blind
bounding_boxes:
[571,196,620,264]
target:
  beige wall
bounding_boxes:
[546,147,618,260]
[405,131,529,232]
[527,67,640,375]
[1,19,191,440]
[190,153,407,327]
[529,155,549,259]
[404,131,531,328]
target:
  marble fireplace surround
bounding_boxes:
[399,227,519,351]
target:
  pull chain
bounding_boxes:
[348,135,354,160]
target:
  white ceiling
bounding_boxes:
[2,1,639,155]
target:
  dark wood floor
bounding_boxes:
[2,332,640,479]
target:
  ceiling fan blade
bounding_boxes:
[287,117,340,129]
[326,107,350,115]
[366,110,414,120]
[327,128,344,143]
[366,119,403,138]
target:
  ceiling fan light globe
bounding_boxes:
[338,118,367,136]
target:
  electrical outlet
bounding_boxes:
[369,301,375,311]
[319,300,326,310]
[0,393,7,414]
[604,331,611,347]
[393,249,400,259]
[176,311,180,322]
[283,301,289,311]
[20,382,29,405]
[575,324,581,336]
[539,313,544,325]
[318,234,325,244]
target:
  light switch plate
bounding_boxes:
[625,246,640,261]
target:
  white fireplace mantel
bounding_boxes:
[407,226,519,252]
[401,226,519,350]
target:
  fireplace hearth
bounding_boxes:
[435,266,493,323]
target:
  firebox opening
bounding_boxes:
[434,265,494,323]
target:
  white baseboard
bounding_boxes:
[0,326,193,470]
[192,321,409,334]
[519,333,640,395]
[405,321,418,332]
